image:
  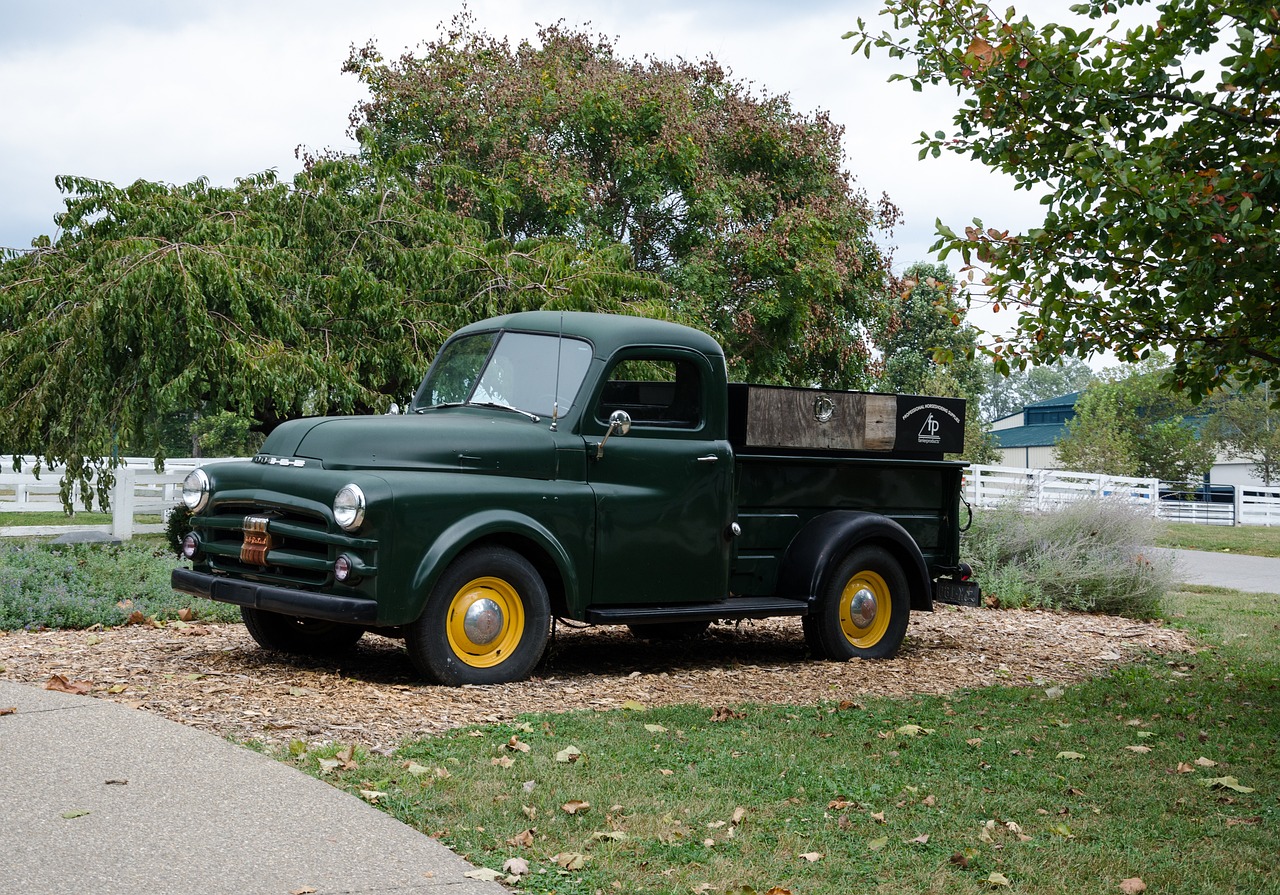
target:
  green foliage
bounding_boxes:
[870,262,985,398]
[164,502,194,556]
[963,498,1172,616]
[346,13,897,389]
[0,539,239,629]
[0,160,658,502]
[848,1,1280,399]
[1055,358,1218,482]
[189,410,264,457]
[1206,385,1280,486]
[982,359,1095,424]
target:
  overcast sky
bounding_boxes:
[0,0,1054,335]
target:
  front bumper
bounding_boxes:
[172,568,379,625]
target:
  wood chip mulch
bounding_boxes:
[0,607,1194,752]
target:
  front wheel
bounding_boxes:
[803,545,910,660]
[406,546,551,685]
[241,607,364,657]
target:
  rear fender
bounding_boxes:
[775,510,933,612]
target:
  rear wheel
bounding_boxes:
[241,607,364,657]
[803,545,910,660]
[406,546,551,685]
[627,620,711,641]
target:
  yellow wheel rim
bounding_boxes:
[446,576,526,668]
[838,569,891,649]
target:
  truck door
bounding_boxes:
[585,349,733,605]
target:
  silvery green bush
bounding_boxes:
[963,497,1172,618]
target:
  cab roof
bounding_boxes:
[451,311,726,362]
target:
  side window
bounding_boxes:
[597,358,702,429]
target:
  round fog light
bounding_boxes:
[182,533,201,560]
[334,554,354,582]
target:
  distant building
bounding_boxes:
[989,392,1080,470]
[989,392,1266,487]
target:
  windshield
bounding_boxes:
[413,330,594,419]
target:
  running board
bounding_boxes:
[584,596,810,626]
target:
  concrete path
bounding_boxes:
[0,679,506,895]
[1157,548,1280,594]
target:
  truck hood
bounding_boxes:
[259,411,559,478]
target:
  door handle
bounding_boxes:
[696,455,720,463]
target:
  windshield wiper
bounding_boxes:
[415,402,467,413]
[470,401,541,422]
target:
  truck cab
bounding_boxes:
[173,311,977,684]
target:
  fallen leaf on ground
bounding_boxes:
[592,831,628,841]
[950,852,969,868]
[463,868,504,882]
[799,852,823,862]
[552,852,589,870]
[45,674,93,695]
[1198,776,1254,793]
[1124,745,1152,754]
[60,810,91,819]
[731,807,748,825]
[504,736,530,753]
[508,828,535,848]
[0,707,15,716]
[710,707,746,721]
[1195,756,1218,768]
[828,797,854,810]
[987,871,1011,887]
[404,762,431,776]
[289,888,317,895]
[556,745,583,763]
[870,810,886,823]
[562,799,590,815]
[1119,878,1146,894]
[1056,751,1086,760]
[502,857,529,876]
[868,837,888,851]
[492,756,515,768]
[621,700,646,711]
[644,723,667,733]
[910,834,930,844]
[896,724,934,736]
[359,790,386,803]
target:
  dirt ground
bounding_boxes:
[0,606,1194,752]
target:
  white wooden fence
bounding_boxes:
[964,465,1161,512]
[963,464,1280,527]
[0,456,242,540]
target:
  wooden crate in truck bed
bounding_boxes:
[726,384,966,457]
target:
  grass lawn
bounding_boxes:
[286,592,1280,894]
[1156,521,1280,557]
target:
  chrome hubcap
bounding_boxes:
[848,588,878,629]
[463,598,504,645]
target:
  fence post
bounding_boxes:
[111,468,137,540]
[1234,485,1244,526]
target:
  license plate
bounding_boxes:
[934,579,981,607]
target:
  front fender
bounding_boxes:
[775,510,933,612]
[407,509,582,621]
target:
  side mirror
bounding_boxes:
[595,409,632,460]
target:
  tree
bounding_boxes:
[345,14,898,389]
[1054,358,1218,482]
[0,160,657,506]
[847,1,1280,399]
[870,262,984,399]
[867,261,1000,463]
[981,358,1095,423]
[1207,386,1280,485]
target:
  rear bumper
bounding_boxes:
[172,568,379,624]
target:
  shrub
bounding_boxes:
[165,502,193,555]
[0,539,240,629]
[962,497,1173,618]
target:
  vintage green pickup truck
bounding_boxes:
[172,311,978,685]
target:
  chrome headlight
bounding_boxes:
[181,468,211,513]
[333,484,366,532]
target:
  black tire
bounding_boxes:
[627,621,711,641]
[241,607,365,657]
[803,545,910,660]
[405,546,551,686]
